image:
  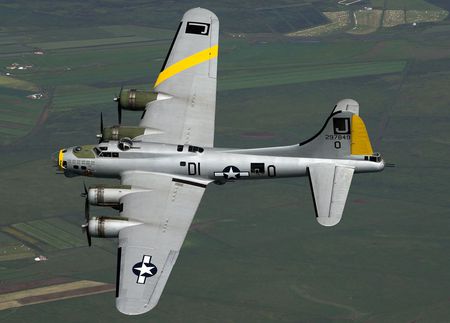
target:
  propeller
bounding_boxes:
[81,183,92,247]
[80,182,87,197]
[114,86,123,125]
[97,112,104,143]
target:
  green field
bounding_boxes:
[0,76,38,92]
[30,36,159,51]
[11,218,86,251]
[220,60,407,90]
[0,232,34,261]
[1,0,450,322]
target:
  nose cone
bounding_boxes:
[52,149,66,169]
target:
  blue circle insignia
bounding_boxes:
[132,255,158,284]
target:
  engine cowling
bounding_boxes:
[87,185,136,207]
[88,216,142,238]
[118,89,157,111]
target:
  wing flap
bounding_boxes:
[308,164,354,227]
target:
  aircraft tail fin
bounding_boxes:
[233,99,377,160]
[297,99,374,159]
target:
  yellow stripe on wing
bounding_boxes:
[154,44,218,87]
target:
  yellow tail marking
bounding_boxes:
[154,44,218,87]
[58,149,65,169]
[351,115,373,155]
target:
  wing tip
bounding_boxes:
[116,298,158,316]
[183,7,218,20]
[317,216,342,227]
[333,98,359,115]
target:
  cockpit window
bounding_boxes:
[188,145,204,153]
[94,147,101,156]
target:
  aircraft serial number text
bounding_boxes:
[325,135,350,140]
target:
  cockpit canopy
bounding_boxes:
[93,146,120,158]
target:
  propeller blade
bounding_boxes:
[118,101,122,125]
[81,182,88,197]
[82,196,92,247]
[81,222,91,247]
[117,86,123,125]
[98,112,104,143]
[87,230,92,247]
[84,195,90,222]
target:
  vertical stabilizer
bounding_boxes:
[234,99,377,159]
[296,99,374,158]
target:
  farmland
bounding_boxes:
[1,0,450,322]
[0,280,114,311]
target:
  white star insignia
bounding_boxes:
[225,168,238,179]
[136,263,155,276]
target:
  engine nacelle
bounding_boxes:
[87,185,134,207]
[118,89,157,111]
[101,126,145,141]
[88,216,141,238]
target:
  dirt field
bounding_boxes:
[287,11,350,37]
[383,10,406,27]
[0,280,114,311]
[349,9,383,35]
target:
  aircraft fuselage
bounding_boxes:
[58,142,384,182]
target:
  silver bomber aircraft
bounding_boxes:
[54,8,384,315]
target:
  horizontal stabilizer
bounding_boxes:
[308,164,354,226]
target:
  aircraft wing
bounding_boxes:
[115,171,210,315]
[138,8,219,147]
[308,164,354,227]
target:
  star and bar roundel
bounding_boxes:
[214,166,249,179]
[132,255,158,284]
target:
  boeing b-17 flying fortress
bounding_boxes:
[55,8,384,315]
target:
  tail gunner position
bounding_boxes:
[54,8,384,315]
